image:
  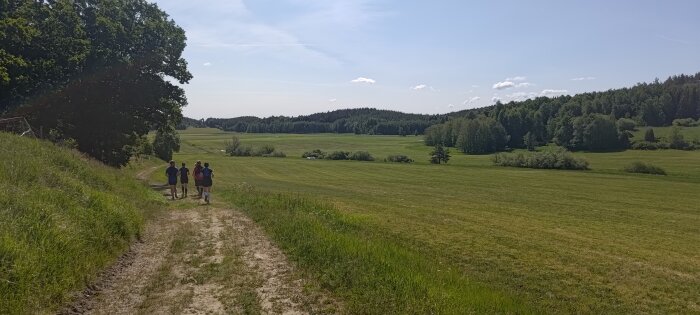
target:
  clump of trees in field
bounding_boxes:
[385,155,414,163]
[623,162,667,175]
[632,126,698,151]
[302,149,375,161]
[491,149,590,170]
[1,1,191,166]
[225,136,286,157]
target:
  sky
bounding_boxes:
[150,0,700,119]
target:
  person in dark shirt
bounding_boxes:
[179,163,190,198]
[201,162,214,204]
[193,161,204,199]
[165,160,179,200]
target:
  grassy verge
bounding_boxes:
[0,134,162,314]
[221,184,534,314]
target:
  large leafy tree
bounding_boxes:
[1,0,191,166]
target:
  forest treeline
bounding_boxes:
[426,73,700,152]
[200,73,700,149]
[203,108,445,135]
[1,0,190,166]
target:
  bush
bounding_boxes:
[631,141,670,150]
[349,151,375,161]
[224,136,242,155]
[623,162,667,175]
[253,144,276,156]
[669,126,691,150]
[644,128,656,142]
[617,118,637,131]
[302,149,326,159]
[325,151,350,160]
[672,118,698,127]
[492,149,589,170]
[386,155,414,163]
[231,145,253,156]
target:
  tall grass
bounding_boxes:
[222,184,533,314]
[0,134,162,314]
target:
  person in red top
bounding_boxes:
[193,160,204,198]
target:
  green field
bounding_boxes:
[169,128,700,314]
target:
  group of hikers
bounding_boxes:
[165,160,214,203]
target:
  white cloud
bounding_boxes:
[507,92,539,101]
[463,96,481,105]
[492,96,501,103]
[515,82,533,88]
[506,76,527,81]
[328,98,337,102]
[493,81,516,90]
[412,84,427,90]
[571,77,596,81]
[203,62,212,67]
[351,77,376,84]
[448,104,455,108]
[540,89,569,96]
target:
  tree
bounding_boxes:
[644,128,656,142]
[2,1,192,166]
[153,129,181,161]
[583,115,621,151]
[669,126,688,149]
[523,132,537,151]
[617,118,636,131]
[430,144,450,164]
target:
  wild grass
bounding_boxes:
[0,133,162,314]
[173,128,700,314]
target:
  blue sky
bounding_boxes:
[151,0,700,119]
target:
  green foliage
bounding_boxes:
[386,155,414,163]
[623,162,667,175]
[523,131,537,151]
[326,151,350,160]
[254,144,276,156]
[1,1,192,166]
[0,134,161,314]
[669,126,689,149]
[153,129,181,161]
[492,149,590,170]
[349,151,374,161]
[672,118,699,127]
[617,118,637,131]
[631,141,670,150]
[644,128,656,142]
[302,149,326,159]
[429,144,450,164]
[455,117,509,154]
[224,136,242,155]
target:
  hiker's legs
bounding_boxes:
[170,185,177,199]
[203,187,211,203]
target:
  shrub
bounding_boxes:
[386,155,414,163]
[644,128,656,142]
[617,118,637,131]
[669,126,690,150]
[302,149,326,159]
[492,149,589,170]
[224,136,242,155]
[631,141,670,150]
[430,144,450,164]
[231,145,253,156]
[349,151,375,161]
[623,162,667,175]
[672,118,698,127]
[325,151,350,160]
[254,144,276,156]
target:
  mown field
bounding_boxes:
[169,128,700,314]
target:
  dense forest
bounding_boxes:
[204,108,446,135]
[426,73,700,152]
[1,0,190,166]
[201,73,700,152]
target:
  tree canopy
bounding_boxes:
[1,0,191,166]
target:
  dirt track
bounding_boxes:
[63,166,338,314]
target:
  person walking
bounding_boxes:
[193,160,204,198]
[179,162,190,198]
[201,162,214,204]
[165,160,179,200]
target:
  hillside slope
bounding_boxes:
[0,133,162,314]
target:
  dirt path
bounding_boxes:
[64,166,339,315]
